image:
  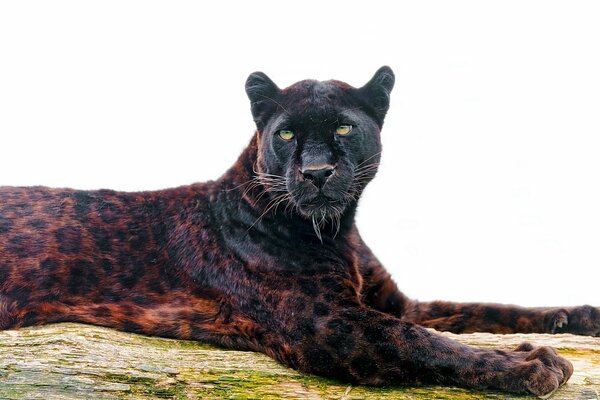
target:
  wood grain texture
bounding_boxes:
[0,323,598,399]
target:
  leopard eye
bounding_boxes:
[278,130,295,140]
[335,125,353,136]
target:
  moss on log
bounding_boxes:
[0,323,598,399]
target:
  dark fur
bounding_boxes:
[1,67,598,396]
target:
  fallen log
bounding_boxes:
[1,323,598,399]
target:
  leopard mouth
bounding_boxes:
[297,195,345,215]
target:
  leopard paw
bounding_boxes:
[567,305,600,336]
[512,345,573,397]
[545,305,600,336]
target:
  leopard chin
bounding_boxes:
[295,196,350,240]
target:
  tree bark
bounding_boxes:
[1,323,598,399]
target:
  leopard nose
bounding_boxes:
[301,166,335,189]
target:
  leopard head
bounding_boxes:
[245,67,394,239]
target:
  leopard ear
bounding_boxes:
[245,72,280,129]
[358,66,395,125]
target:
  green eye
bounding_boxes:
[335,125,353,136]
[278,130,295,140]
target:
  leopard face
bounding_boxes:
[245,67,395,235]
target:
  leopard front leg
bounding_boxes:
[357,238,600,336]
[404,301,600,336]
[224,271,572,397]
[268,302,573,397]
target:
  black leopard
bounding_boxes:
[1,66,598,397]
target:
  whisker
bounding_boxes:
[247,192,291,231]
[354,162,381,174]
[312,215,323,243]
[225,178,257,192]
[256,93,290,115]
[356,152,382,169]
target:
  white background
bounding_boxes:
[1,1,599,307]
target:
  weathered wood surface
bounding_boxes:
[0,323,598,399]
